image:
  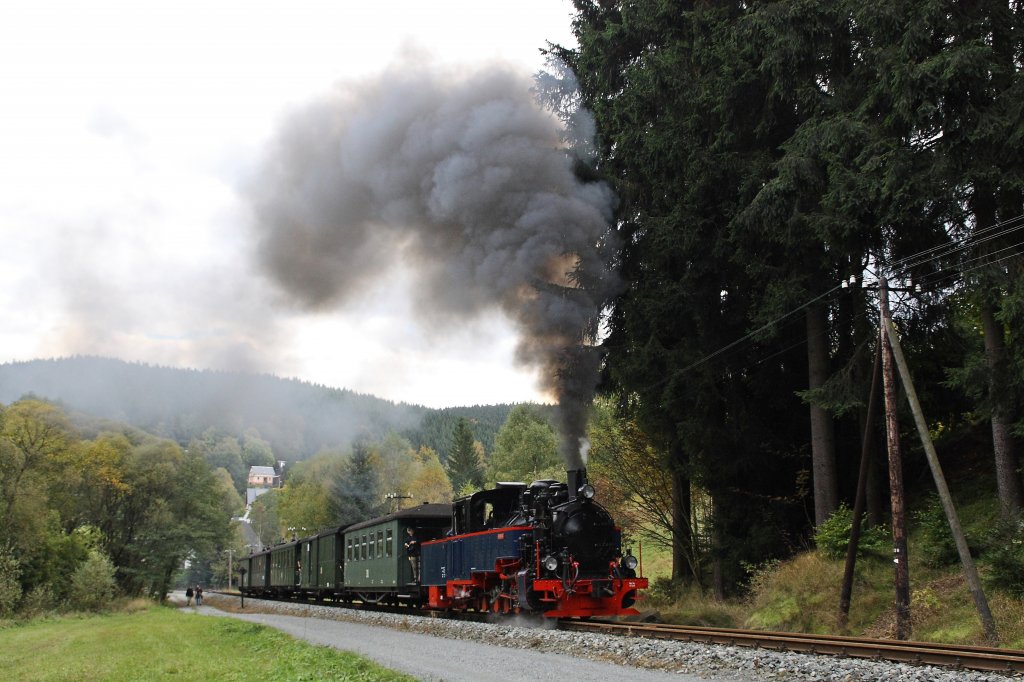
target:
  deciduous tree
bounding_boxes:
[487,406,561,484]
[407,446,453,504]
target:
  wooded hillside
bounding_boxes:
[0,357,512,463]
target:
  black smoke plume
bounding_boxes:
[250,61,618,469]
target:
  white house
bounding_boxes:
[247,465,279,488]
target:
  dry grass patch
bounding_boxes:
[745,552,891,635]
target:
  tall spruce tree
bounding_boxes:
[328,441,383,525]
[562,0,815,589]
[852,0,1024,518]
[446,418,483,493]
[933,0,1024,517]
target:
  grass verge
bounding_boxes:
[647,549,1024,649]
[0,605,413,681]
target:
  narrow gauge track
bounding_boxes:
[213,591,1022,675]
[562,620,1024,675]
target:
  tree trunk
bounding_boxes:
[980,299,1024,518]
[157,563,175,604]
[866,445,887,528]
[880,281,912,640]
[712,496,725,601]
[670,442,694,584]
[973,180,1024,519]
[807,302,838,526]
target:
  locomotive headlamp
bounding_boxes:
[578,484,596,500]
[542,555,559,572]
[622,554,638,570]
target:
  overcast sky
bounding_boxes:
[0,0,583,407]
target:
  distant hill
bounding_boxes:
[0,357,518,461]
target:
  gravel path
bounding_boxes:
[181,593,1020,681]
[203,608,705,681]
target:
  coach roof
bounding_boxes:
[344,503,452,533]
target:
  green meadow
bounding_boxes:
[0,605,412,681]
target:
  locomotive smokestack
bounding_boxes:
[567,468,592,502]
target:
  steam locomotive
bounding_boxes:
[241,468,646,618]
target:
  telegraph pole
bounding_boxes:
[882,313,999,642]
[838,342,881,630]
[880,278,912,640]
[385,492,412,513]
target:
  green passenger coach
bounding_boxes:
[298,526,344,597]
[342,504,450,604]
[317,527,344,591]
[270,540,300,592]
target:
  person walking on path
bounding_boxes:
[185,586,194,606]
[195,586,203,606]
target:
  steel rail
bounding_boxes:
[560,620,1024,674]
[209,591,1022,674]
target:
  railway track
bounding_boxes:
[217,590,1023,674]
[561,620,1024,674]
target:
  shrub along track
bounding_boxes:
[561,620,1024,675]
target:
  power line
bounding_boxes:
[615,215,1024,395]
[888,213,1024,276]
[913,243,1024,292]
[888,212,1024,276]
[672,282,846,376]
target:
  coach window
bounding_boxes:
[386,529,393,557]
[377,531,383,557]
[346,538,352,561]
[361,535,367,560]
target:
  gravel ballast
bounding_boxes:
[197,594,1020,681]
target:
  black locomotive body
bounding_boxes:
[422,468,644,617]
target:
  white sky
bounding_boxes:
[0,0,579,407]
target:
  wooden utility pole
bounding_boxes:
[838,342,881,630]
[879,278,912,640]
[228,549,233,591]
[882,315,999,643]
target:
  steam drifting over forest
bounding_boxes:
[250,61,618,468]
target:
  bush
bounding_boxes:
[814,504,890,559]
[984,516,1024,598]
[915,496,960,567]
[68,550,117,612]
[645,576,690,605]
[19,585,57,618]
[0,548,22,617]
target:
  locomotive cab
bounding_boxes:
[451,483,526,534]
